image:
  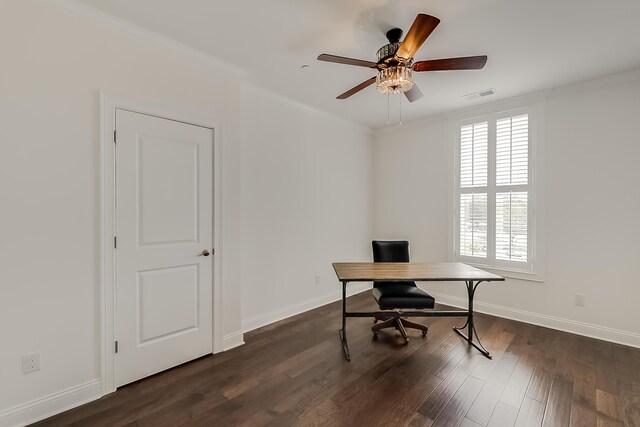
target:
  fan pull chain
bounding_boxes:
[399,94,403,125]
[387,94,390,124]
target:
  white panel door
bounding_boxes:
[115,109,213,387]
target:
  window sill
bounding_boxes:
[461,262,545,283]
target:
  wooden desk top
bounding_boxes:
[332,262,505,282]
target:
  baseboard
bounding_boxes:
[0,379,101,427]
[222,330,245,351]
[242,283,373,333]
[431,292,640,349]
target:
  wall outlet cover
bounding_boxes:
[21,353,40,375]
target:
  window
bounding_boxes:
[455,109,535,274]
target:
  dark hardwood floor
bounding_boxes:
[35,292,640,426]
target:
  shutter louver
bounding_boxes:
[460,193,487,257]
[496,192,528,261]
[496,115,528,186]
[460,122,488,187]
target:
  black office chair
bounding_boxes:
[371,240,435,344]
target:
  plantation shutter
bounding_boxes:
[459,122,488,258]
[495,114,529,262]
[457,112,532,268]
[460,122,488,187]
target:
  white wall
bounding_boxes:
[373,71,640,347]
[373,116,450,262]
[0,0,242,417]
[0,0,373,423]
[240,86,373,330]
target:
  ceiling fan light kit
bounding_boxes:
[317,13,488,103]
[376,65,414,94]
[375,33,415,95]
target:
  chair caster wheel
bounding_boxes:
[373,319,378,324]
[422,331,428,337]
[403,340,409,345]
[373,331,378,336]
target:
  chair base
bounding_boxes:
[371,312,428,344]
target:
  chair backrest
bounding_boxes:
[371,240,416,288]
[372,240,410,263]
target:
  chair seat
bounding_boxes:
[372,282,435,310]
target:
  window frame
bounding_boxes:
[453,104,542,281]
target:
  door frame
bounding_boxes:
[99,93,223,395]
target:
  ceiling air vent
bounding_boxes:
[462,88,495,101]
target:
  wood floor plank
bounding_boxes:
[264,411,299,427]
[338,370,442,426]
[466,352,519,425]
[488,401,519,427]
[191,372,295,425]
[527,364,554,403]
[416,349,484,423]
[32,292,640,427]
[459,418,484,427]
[500,354,538,409]
[594,341,620,395]
[595,389,625,427]
[618,379,640,426]
[403,412,431,426]
[569,358,596,427]
[365,361,444,425]
[431,376,484,427]
[542,375,574,427]
[222,340,335,399]
[614,345,640,384]
[515,397,546,427]
[470,329,516,381]
[235,409,274,427]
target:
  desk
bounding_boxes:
[332,262,505,361]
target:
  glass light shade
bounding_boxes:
[377,42,400,61]
[376,65,414,94]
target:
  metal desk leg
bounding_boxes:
[338,281,351,361]
[453,280,492,359]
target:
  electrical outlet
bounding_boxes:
[574,294,585,307]
[21,353,40,375]
[315,275,321,285]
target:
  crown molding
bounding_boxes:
[547,67,640,99]
[244,82,373,134]
[374,66,640,132]
[444,90,550,122]
[373,112,448,133]
[37,0,247,77]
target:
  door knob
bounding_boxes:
[199,249,210,257]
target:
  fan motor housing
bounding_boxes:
[377,42,400,63]
[386,28,403,44]
[377,28,411,68]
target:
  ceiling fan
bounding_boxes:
[317,13,488,102]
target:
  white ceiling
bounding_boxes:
[76,0,640,128]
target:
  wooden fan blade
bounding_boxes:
[413,55,488,72]
[404,84,423,103]
[395,14,440,61]
[317,54,378,68]
[337,77,376,99]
